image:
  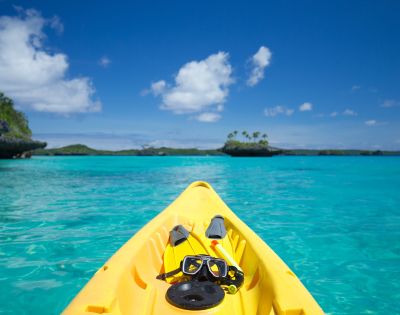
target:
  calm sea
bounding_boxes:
[0,156,399,314]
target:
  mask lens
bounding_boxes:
[207,259,227,278]
[183,256,203,275]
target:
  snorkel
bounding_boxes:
[210,240,244,293]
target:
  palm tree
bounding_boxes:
[252,131,260,141]
[242,131,248,141]
[227,132,234,140]
[233,130,238,138]
[260,133,268,146]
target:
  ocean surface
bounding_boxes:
[0,156,399,314]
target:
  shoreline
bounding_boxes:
[31,144,400,157]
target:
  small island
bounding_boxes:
[0,92,46,159]
[221,131,282,157]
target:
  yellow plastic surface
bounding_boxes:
[163,233,206,283]
[63,181,324,315]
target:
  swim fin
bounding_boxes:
[205,215,227,239]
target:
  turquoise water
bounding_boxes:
[1,156,399,314]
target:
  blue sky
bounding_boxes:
[0,0,399,150]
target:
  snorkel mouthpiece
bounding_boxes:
[227,284,238,294]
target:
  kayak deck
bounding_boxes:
[63,181,323,315]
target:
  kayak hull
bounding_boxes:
[63,181,324,315]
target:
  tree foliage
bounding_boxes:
[225,130,268,146]
[0,92,32,139]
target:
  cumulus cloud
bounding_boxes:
[343,109,357,116]
[247,46,272,86]
[264,106,294,117]
[299,102,312,111]
[151,80,166,96]
[0,9,101,114]
[381,99,400,108]
[365,120,377,126]
[195,112,221,123]
[329,109,357,117]
[149,52,233,122]
[99,56,111,68]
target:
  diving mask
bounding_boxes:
[157,254,244,289]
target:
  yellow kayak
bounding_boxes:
[63,181,324,315]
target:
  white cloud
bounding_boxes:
[299,102,312,111]
[247,46,272,86]
[365,120,377,126]
[99,56,111,68]
[49,15,63,34]
[351,85,361,91]
[150,52,233,121]
[264,106,294,117]
[0,9,101,114]
[381,99,400,108]
[329,109,357,117]
[151,80,166,96]
[343,109,357,116]
[195,112,221,123]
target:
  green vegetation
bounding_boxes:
[226,130,269,146]
[0,92,32,140]
[0,91,46,158]
[33,144,112,155]
[222,130,279,156]
[33,144,224,156]
[222,131,400,157]
[31,137,400,157]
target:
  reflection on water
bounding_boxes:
[1,156,400,314]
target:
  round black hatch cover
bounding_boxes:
[166,280,225,310]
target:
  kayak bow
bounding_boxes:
[63,181,324,315]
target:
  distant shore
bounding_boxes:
[32,144,400,157]
[32,144,224,156]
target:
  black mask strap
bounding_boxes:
[156,266,182,280]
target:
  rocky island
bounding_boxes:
[0,92,46,159]
[221,131,282,157]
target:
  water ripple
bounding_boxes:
[0,156,399,314]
